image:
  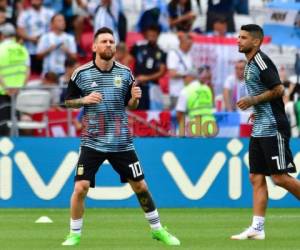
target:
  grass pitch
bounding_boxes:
[0,208,299,250]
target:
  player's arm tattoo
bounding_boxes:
[253,84,284,104]
[65,98,84,108]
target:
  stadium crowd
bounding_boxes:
[0,0,300,137]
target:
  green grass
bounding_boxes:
[0,208,300,250]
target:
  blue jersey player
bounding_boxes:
[231,24,300,240]
[61,27,180,246]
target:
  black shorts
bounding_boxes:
[249,133,296,176]
[75,146,144,187]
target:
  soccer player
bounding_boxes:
[61,27,180,246]
[231,24,300,240]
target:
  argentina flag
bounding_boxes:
[263,0,300,46]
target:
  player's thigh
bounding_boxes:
[108,150,145,183]
[261,133,296,174]
[75,146,106,187]
[249,136,268,175]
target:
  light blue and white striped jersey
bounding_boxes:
[244,50,289,137]
[36,31,77,75]
[17,7,55,55]
[66,60,135,152]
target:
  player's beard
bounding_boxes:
[99,49,115,61]
[239,46,252,54]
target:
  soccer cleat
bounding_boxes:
[230,226,265,240]
[152,227,181,246]
[61,232,81,246]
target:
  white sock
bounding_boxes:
[145,209,162,230]
[251,215,265,231]
[70,218,83,234]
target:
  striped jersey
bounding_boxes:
[244,50,289,137]
[65,60,134,152]
[36,31,77,75]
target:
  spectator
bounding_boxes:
[17,0,55,75]
[167,32,194,109]
[223,60,247,112]
[78,0,126,43]
[60,0,86,55]
[206,0,235,33]
[198,64,214,99]
[137,0,169,32]
[36,14,77,76]
[167,0,196,32]
[176,69,216,137]
[130,25,167,110]
[209,16,230,37]
[0,0,19,24]
[0,24,30,135]
[115,42,134,70]
[0,7,12,29]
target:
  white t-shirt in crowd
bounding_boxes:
[223,74,247,110]
[167,48,193,98]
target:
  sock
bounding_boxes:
[70,218,83,234]
[251,215,265,231]
[145,209,162,230]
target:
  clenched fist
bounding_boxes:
[131,82,142,100]
[82,92,103,104]
[237,96,257,110]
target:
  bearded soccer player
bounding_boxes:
[231,24,300,240]
[61,27,180,246]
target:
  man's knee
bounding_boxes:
[130,180,148,193]
[73,181,90,197]
[271,174,288,187]
[249,173,266,187]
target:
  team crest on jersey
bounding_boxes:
[114,75,122,87]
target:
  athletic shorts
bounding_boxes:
[75,146,145,187]
[249,132,296,176]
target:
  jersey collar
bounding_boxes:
[93,60,115,73]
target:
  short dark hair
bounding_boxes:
[51,13,64,23]
[94,27,114,41]
[241,24,264,41]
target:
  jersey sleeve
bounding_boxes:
[65,78,82,100]
[257,55,281,89]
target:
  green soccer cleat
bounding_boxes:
[61,233,81,246]
[152,227,181,246]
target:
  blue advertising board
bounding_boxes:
[0,137,299,208]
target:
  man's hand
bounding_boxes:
[237,96,258,110]
[131,82,142,100]
[128,82,141,109]
[82,92,102,104]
